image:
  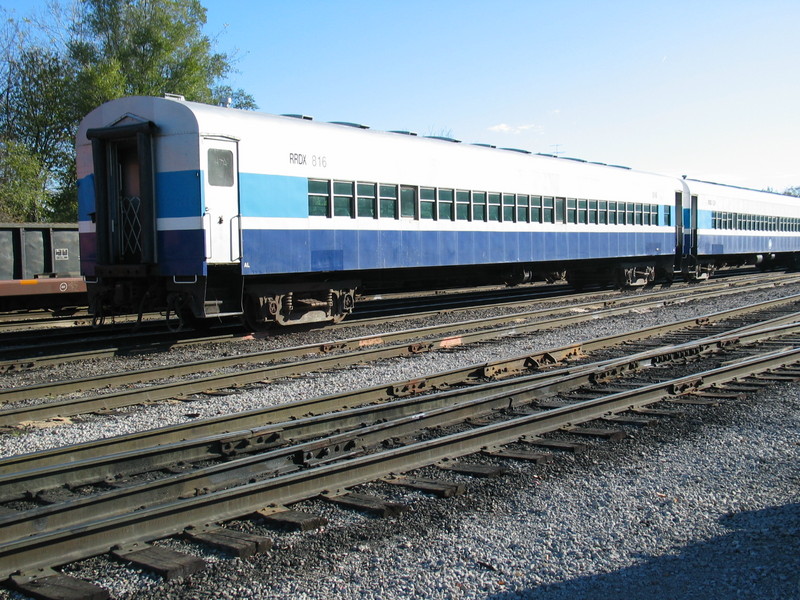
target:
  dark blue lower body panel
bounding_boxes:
[697,234,800,256]
[80,229,205,277]
[241,228,676,275]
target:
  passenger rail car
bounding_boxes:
[76,96,800,327]
[0,223,85,312]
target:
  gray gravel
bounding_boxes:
[1,282,799,599]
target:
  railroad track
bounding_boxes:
[0,303,798,596]
[1,270,795,369]
[2,280,800,427]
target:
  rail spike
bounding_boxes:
[390,379,428,397]
[669,377,703,395]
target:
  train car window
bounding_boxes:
[401,186,417,218]
[207,149,234,187]
[439,189,454,220]
[588,200,598,224]
[456,190,471,221]
[473,192,487,221]
[543,197,554,223]
[577,199,587,224]
[357,182,376,218]
[502,194,515,222]
[333,181,354,217]
[308,179,331,217]
[379,184,398,219]
[566,198,577,224]
[555,198,565,223]
[516,194,530,222]
[488,193,501,222]
[531,196,542,223]
[608,201,617,225]
[419,187,435,219]
[625,202,635,225]
[650,205,658,226]
[664,205,671,226]
[634,203,643,225]
[598,200,608,224]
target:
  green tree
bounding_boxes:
[784,186,800,198]
[70,0,255,115]
[0,140,48,222]
[0,0,256,223]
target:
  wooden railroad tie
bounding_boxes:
[183,525,273,559]
[10,568,109,600]
[322,491,410,518]
[383,476,467,498]
[255,507,329,531]
[111,542,205,581]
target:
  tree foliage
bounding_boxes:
[784,186,800,198]
[0,0,256,222]
[0,140,48,222]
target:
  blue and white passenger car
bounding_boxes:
[76,96,799,327]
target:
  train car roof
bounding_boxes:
[77,96,664,181]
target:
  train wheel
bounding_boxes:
[242,293,273,331]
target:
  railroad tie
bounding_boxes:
[111,542,206,581]
[600,414,657,426]
[561,426,627,441]
[383,476,467,498]
[183,525,273,558]
[9,568,109,600]
[322,491,410,518]
[255,507,329,531]
[631,407,683,417]
[523,438,588,453]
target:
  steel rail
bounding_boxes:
[4,318,800,541]
[4,312,800,506]
[3,296,799,476]
[1,344,797,580]
[2,287,800,432]
[2,271,798,374]
[0,277,756,399]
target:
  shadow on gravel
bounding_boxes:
[488,503,800,600]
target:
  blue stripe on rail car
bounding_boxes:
[157,171,202,218]
[77,175,95,220]
[240,174,308,218]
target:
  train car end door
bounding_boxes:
[201,137,241,264]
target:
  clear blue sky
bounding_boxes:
[4,0,799,191]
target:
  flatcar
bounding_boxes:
[75,95,800,328]
[0,222,86,312]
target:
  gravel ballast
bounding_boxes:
[1,282,798,599]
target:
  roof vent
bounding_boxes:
[282,114,314,120]
[500,147,531,154]
[424,136,461,143]
[330,121,369,129]
[389,130,418,136]
[164,93,185,101]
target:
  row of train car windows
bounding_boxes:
[308,180,672,226]
[711,211,800,232]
